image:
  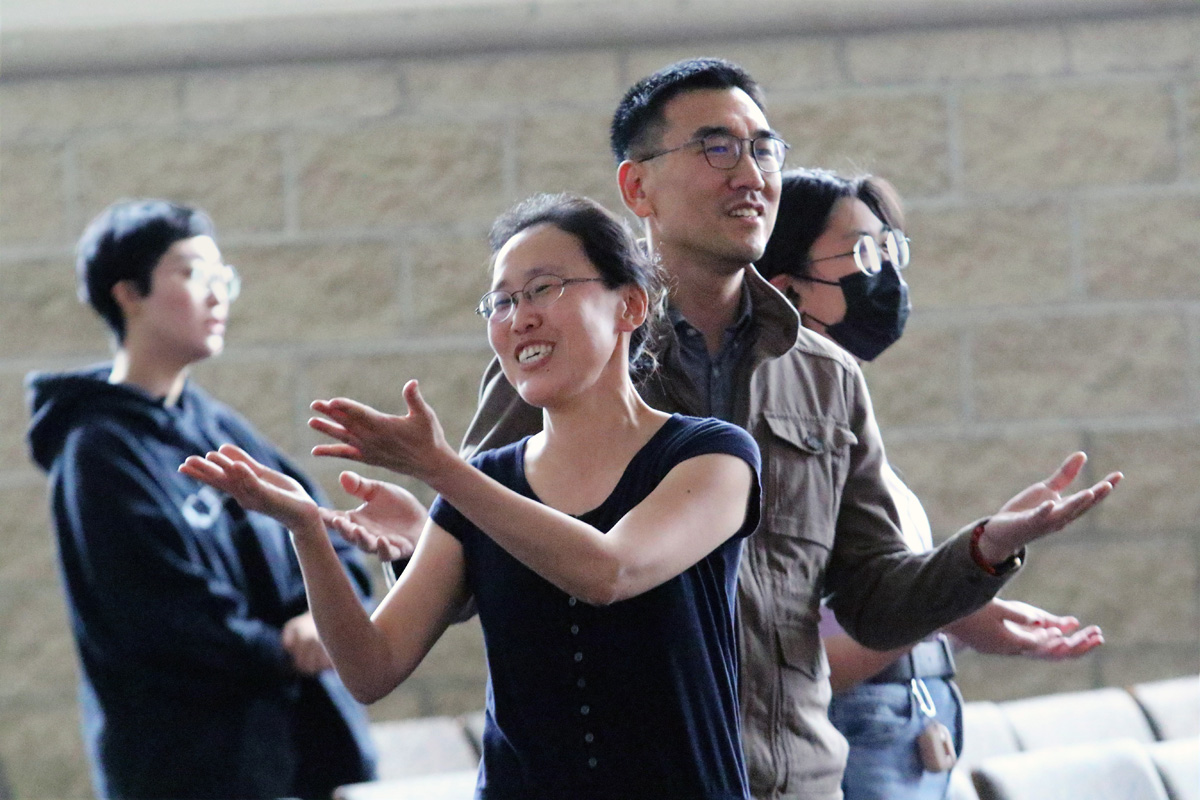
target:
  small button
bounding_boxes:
[584,732,594,743]
[576,678,587,689]
[568,597,577,606]
[574,652,583,662]
[570,624,579,635]
[580,705,590,715]
[588,757,598,768]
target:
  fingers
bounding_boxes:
[1043,451,1087,494]
[311,442,364,461]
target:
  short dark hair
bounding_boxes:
[610,57,766,164]
[756,168,905,281]
[489,192,666,373]
[76,199,215,341]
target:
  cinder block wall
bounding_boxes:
[2,7,1198,798]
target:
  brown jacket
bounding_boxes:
[460,267,1013,800]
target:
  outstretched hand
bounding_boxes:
[319,471,428,561]
[179,444,321,534]
[309,380,461,486]
[976,452,1122,564]
[945,598,1104,660]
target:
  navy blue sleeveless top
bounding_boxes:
[431,414,761,799]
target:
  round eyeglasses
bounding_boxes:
[636,132,790,174]
[806,229,910,276]
[476,274,605,323]
[184,263,241,302]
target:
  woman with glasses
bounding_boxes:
[182,192,762,800]
[755,169,1107,800]
[26,199,378,800]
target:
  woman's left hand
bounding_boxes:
[309,380,461,485]
[179,444,322,534]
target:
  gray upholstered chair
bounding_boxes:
[1147,737,1200,800]
[1130,676,1200,741]
[972,738,1169,800]
[999,686,1156,750]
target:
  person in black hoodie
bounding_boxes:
[25,199,378,800]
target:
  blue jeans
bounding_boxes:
[829,677,963,800]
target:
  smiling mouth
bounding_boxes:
[518,343,553,364]
[729,208,761,218]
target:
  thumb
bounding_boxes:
[403,379,434,421]
[338,470,378,502]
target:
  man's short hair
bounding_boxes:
[609,57,766,164]
[77,199,214,342]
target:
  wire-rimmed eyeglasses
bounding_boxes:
[184,263,241,302]
[805,229,910,277]
[636,132,790,174]
[476,274,605,323]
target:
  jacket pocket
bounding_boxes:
[760,413,857,549]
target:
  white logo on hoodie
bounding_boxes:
[182,485,223,529]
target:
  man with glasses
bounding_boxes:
[26,199,377,800]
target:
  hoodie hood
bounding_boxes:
[26,363,185,472]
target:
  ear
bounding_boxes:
[110,279,145,316]
[617,160,653,220]
[767,273,804,310]
[616,285,649,332]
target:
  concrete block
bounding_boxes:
[1082,193,1200,301]
[191,356,304,455]
[961,83,1176,191]
[0,700,90,800]
[771,93,951,197]
[1099,645,1200,690]
[955,648,1096,703]
[406,51,621,112]
[971,314,1190,420]
[183,62,402,124]
[1184,80,1200,181]
[407,233,493,336]
[847,25,1068,85]
[515,111,619,209]
[296,123,505,230]
[0,75,181,140]
[1067,13,1200,74]
[0,256,112,357]
[0,483,56,591]
[219,241,403,344]
[904,201,1072,308]
[885,432,1083,539]
[625,39,843,96]
[0,579,78,703]
[1089,427,1200,532]
[1007,538,1196,645]
[300,350,494,451]
[860,326,962,429]
[76,132,286,234]
[0,143,67,245]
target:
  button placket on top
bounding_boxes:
[566,595,599,770]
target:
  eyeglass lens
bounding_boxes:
[702,134,787,172]
[478,275,567,321]
[854,232,909,274]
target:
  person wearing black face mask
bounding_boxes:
[756,169,1106,800]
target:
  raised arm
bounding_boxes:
[310,381,756,605]
[179,446,469,703]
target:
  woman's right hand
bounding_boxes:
[309,380,461,487]
[179,444,322,535]
[319,471,428,561]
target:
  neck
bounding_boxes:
[109,348,189,405]
[535,369,661,463]
[651,238,746,355]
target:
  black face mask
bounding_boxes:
[800,261,911,361]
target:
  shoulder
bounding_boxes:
[661,415,760,471]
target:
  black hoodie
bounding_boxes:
[26,363,376,798]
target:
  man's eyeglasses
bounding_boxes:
[806,230,910,276]
[476,274,605,323]
[184,264,241,302]
[636,133,790,174]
